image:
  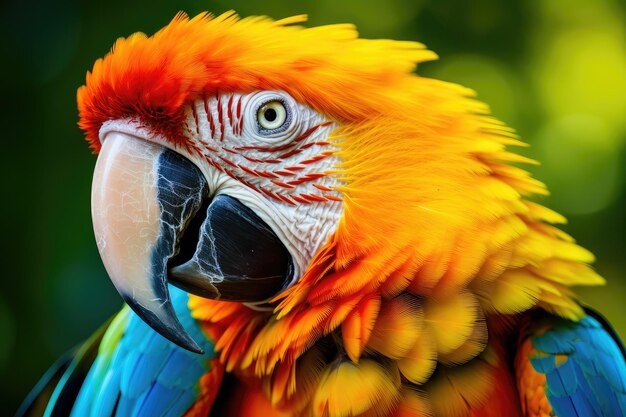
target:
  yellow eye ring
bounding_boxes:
[257,100,288,132]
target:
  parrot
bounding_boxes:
[17,10,626,417]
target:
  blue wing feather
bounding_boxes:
[70,286,218,417]
[530,314,626,417]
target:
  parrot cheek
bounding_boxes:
[91,131,295,353]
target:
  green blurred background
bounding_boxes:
[1,0,625,412]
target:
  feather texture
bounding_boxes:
[516,314,626,417]
[368,295,422,359]
[70,287,220,417]
[73,11,613,416]
[424,351,497,417]
[312,359,401,417]
[342,295,381,362]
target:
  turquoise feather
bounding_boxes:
[531,315,626,417]
[69,286,217,417]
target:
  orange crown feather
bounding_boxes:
[78,11,604,415]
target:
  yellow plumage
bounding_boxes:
[425,353,496,417]
[368,296,423,359]
[397,334,437,385]
[313,360,401,417]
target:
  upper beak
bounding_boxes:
[91,132,293,353]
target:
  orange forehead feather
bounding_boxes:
[77,11,436,149]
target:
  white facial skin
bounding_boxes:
[99,91,344,289]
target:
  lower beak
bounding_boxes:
[91,132,293,353]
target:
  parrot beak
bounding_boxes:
[92,132,293,353]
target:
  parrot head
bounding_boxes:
[80,10,602,394]
[90,86,343,351]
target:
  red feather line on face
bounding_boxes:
[204,100,216,138]
[185,115,338,206]
[236,96,243,135]
[184,92,337,205]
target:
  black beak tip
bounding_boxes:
[123,295,205,354]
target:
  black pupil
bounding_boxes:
[264,108,277,122]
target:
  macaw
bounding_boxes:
[18,10,626,417]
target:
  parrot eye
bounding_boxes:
[257,100,289,133]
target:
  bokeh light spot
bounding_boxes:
[427,54,520,125]
[531,0,626,137]
[533,114,623,215]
